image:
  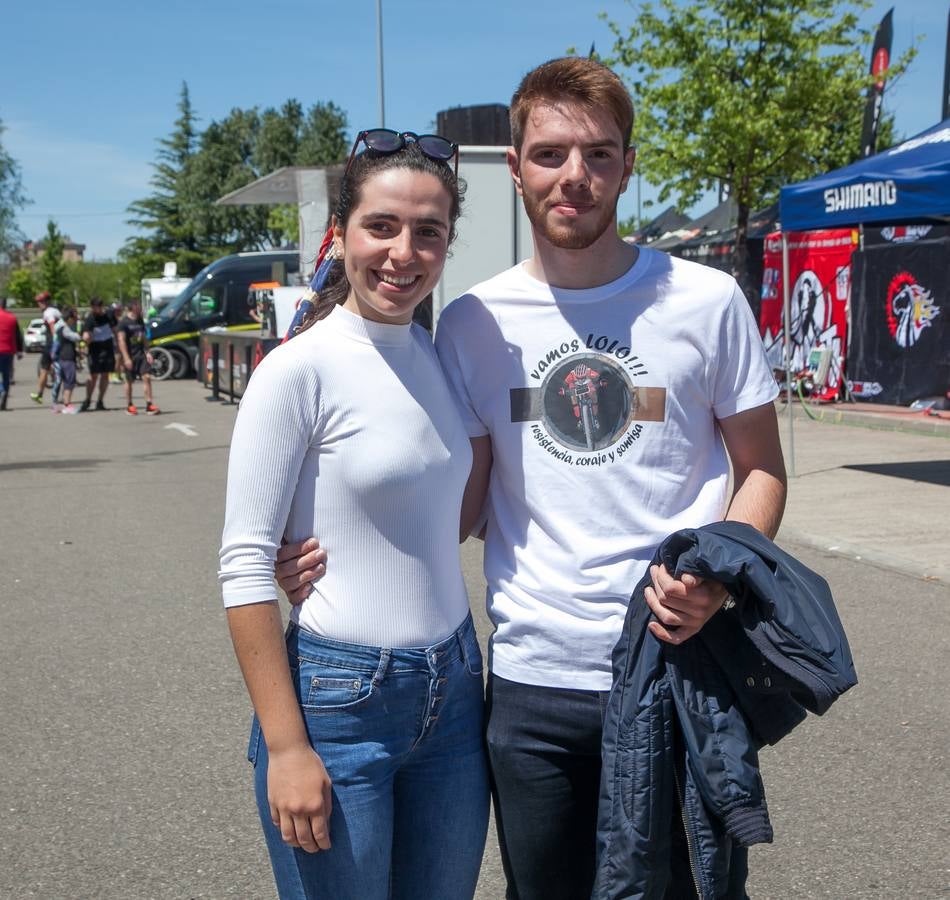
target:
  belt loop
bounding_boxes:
[373,648,391,686]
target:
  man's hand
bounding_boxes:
[276,538,327,605]
[644,564,730,645]
[267,743,333,853]
[123,356,133,371]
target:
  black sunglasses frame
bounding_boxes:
[343,129,459,178]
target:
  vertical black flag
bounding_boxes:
[943,9,950,121]
[860,8,894,158]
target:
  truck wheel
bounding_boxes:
[150,347,177,381]
[170,348,190,379]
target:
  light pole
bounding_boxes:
[376,0,386,127]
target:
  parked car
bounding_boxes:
[24,318,46,352]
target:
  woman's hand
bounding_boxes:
[276,538,327,605]
[267,743,333,853]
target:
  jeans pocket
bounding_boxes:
[298,658,375,712]
[463,631,484,677]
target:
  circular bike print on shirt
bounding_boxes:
[539,355,637,452]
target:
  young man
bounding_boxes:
[279,58,786,899]
[116,300,160,415]
[29,291,61,404]
[80,297,117,412]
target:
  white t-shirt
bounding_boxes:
[220,304,473,648]
[435,248,778,690]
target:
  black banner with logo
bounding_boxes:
[860,9,894,158]
[863,223,950,247]
[849,238,950,405]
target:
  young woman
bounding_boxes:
[219,135,489,900]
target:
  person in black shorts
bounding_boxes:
[116,300,159,416]
[80,296,117,412]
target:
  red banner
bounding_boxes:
[760,229,859,399]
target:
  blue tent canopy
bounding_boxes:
[780,119,950,231]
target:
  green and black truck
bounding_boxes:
[146,250,301,379]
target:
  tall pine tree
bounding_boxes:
[123,91,348,275]
[124,82,202,277]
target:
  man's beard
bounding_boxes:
[521,189,618,250]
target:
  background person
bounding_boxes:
[116,300,160,416]
[110,302,126,384]
[52,307,82,414]
[29,291,61,404]
[219,135,489,900]
[0,296,25,411]
[80,297,117,412]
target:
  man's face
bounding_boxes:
[508,102,634,251]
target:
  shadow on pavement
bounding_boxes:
[1,458,105,472]
[843,459,950,487]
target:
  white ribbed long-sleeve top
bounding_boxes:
[219,304,473,647]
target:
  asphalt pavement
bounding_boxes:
[0,378,947,899]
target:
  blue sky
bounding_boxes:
[3,0,947,260]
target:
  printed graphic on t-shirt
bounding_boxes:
[119,320,146,353]
[510,331,666,464]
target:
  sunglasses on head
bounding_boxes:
[344,129,459,178]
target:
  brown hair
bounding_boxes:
[297,142,464,331]
[509,57,634,152]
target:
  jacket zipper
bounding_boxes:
[673,764,702,900]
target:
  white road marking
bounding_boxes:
[164,422,199,437]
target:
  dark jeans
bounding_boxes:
[486,673,609,900]
[0,353,12,395]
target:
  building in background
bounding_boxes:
[15,239,86,266]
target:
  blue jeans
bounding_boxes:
[0,354,12,396]
[248,614,490,900]
[486,674,609,900]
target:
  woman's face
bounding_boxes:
[336,168,452,326]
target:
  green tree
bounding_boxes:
[267,205,300,245]
[296,102,349,166]
[39,220,70,303]
[254,99,305,175]
[65,260,138,306]
[0,117,30,279]
[182,107,270,257]
[598,0,915,297]
[125,82,203,276]
[5,268,37,306]
[124,93,348,270]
